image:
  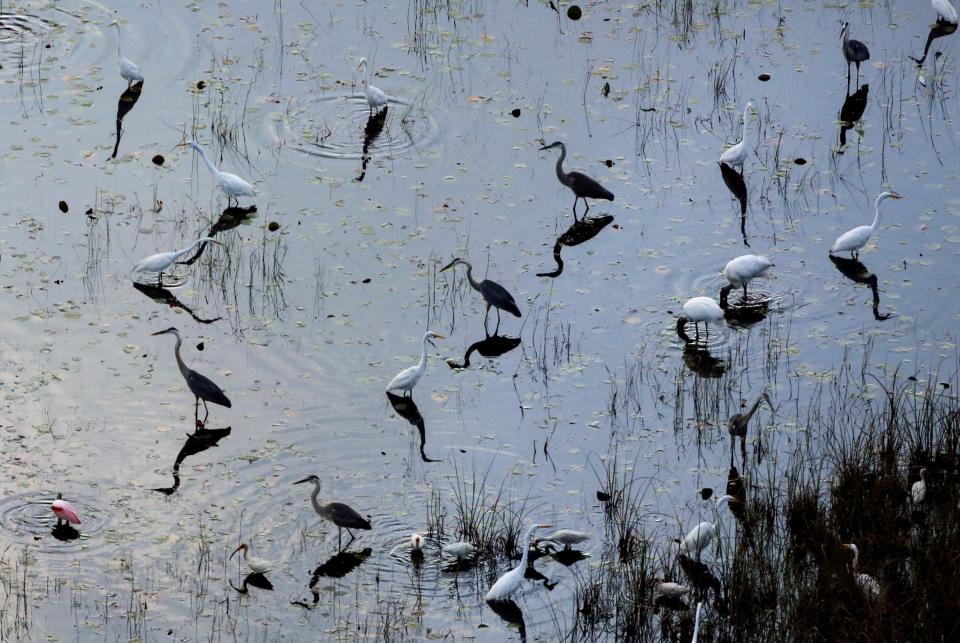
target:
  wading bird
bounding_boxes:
[230,543,271,574]
[133,238,220,285]
[485,523,552,602]
[356,57,388,115]
[294,475,371,550]
[178,140,255,205]
[650,579,692,598]
[842,543,880,598]
[676,297,725,341]
[440,258,521,334]
[677,495,734,559]
[109,21,143,87]
[840,22,870,89]
[721,254,774,303]
[410,533,425,553]
[911,468,929,505]
[829,191,903,259]
[934,0,959,24]
[386,330,445,396]
[718,102,755,168]
[539,141,614,219]
[152,327,231,427]
[51,493,81,526]
[536,529,591,550]
[442,541,478,559]
[728,393,772,462]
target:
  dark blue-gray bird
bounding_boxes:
[152,327,231,427]
[440,258,521,335]
[539,141,614,219]
[294,475,371,550]
[840,22,870,89]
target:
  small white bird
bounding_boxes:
[722,254,774,302]
[676,296,726,340]
[386,330,445,396]
[485,523,552,602]
[719,102,755,167]
[829,191,903,259]
[178,140,256,205]
[410,533,425,552]
[109,20,143,87]
[230,543,271,574]
[842,543,880,598]
[356,57,388,115]
[133,237,220,285]
[678,495,734,559]
[537,529,591,549]
[442,541,478,559]
[650,579,692,598]
[934,0,959,24]
[911,468,929,505]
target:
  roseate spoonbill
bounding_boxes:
[51,493,81,526]
[410,533,425,552]
[386,330,445,395]
[177,141,255,204]
[840,22,870,88]
[230,543,271,574]
[440,258,521,334]
[718,102,755,167]
[152,327,231,426]
[539,141,614,218]
[294,475,371,550]
[485,523,552,602]
[133,238,220,285]
[842,543,880,598]
[356,58,388,115]
[109,21,143,87]
[829,191,903,259]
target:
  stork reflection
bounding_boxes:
[445,334,521,370]
[231,572,274,594]
[536,214,614,278]
[386,392,440,463]
[718,162,748,246]
[911,20,957,67]
[676,326,727,378]
[111,80,143,159]
[132,282,222,324]
[718,288,770,328]
[837,84,868,152]
[829,255,892,321]
[151,426,232,495]
[355,107,388,183]
[179,205,259,266]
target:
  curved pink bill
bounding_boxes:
[52,500,82,525]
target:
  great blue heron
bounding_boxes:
[727,393,772,463]
[718,102,755,167]
[720,254,774,303]
[677,495,735,559]
[440,258,521,334]
[386,330,445,395]
[484,523,552,602]
[177,141,255,205]
[829,191,903,259]
[676,296,725,340]
[841,543,881,598]
[840,22,870,89]
[230,543,272,574]
[108,21,143,87]
[152,327,232,427]
[133,237,220,285]
[294,475,371,550]
[356,58,388,115]
[539,141,614,219]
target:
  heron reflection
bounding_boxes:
[837,84,868,152]
[536,214,614,278]
[179,205,259,266]
[291,548,373,609]
[386,392,440,463]
[111,80,143,159]
[718,162,748,246]
[487,598,527,643]
[355,107,388,183]
[445,334,521,370]
[132,282,222,324]
[829,255,892,321]
[152,426,232,495]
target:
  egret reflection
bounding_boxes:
[911,20,957,67]
[445,334,521,370]
[111,80,143,159]
[837,84,868,152]
[718,162,748,246]
[180,205,259,266]
[152,426,232,495]
[133,282,222,324]
[829,255,892,321]
[536,214,614,278]
[486,598,527,643]
[386,391,440,463]
[355,106,388,183]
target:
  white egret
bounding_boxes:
[442,541,478,559]
[721,254,774,302]
[230,543,271,574]
[676,296,725,340]
[718,102,755,167]
[840,22,870,89]
[677,495,734,559]
[109,21,143,87]
[485,523,552,602]
[829,191,903,259]
[293,475,371,550]
[133,237,220,285]
[934,0,959,24]
[356,58,388,115]
[842,543,880,598]
[539,141,615,218]
[386,330,445,396]
[650,579,692,598]
[911,468,929,505]
[536,528,591,549]
[177,141,256,205]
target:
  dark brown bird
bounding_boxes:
[728,393,772,464]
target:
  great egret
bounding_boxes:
[133,238,220,285]
[536,529,591,549]
[356,58,388,115]
[294,475,371,550]
[934,0,959,24]
[840,22,870,89]
[52,493,81,526]
[829,191,903,259]
[650,579,691,598]
[386,330,445,396]
[676,296,725,340]
[718,102,755,167]
[108,21,143,87]
[911,468,929,505]
[177,141,255,205]
[230,543,271,574]
[442,541,478,559]
[721,254,774,303]
[440,258,521,334]
[728,393,772,462]
[485,523,552,602]
[677,495,734,559]
[842,543,880,598]
[539,141,615,219]
[152,327,231,426]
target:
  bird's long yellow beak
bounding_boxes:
[433,334,446,340]
[889,192,904,199]
[175,142,189,147]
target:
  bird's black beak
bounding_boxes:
[230,545,242,559]
[440,260,457,272]
[538,144,553,151]
[293,476,312,485]
[151,328,174,336]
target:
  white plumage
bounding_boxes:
[386,330,444,396]
[651,580,692,598]
[485,523,551,602]
[537,528,591,548]
[829,191,903,259]
[934,0,959,24]
[678,495,734,559]
[442,541,478,559]
[109,21,143,87]
[410,533,425,552]
[357,58,388,114]
[677,296,726,339]
[133,237,219,283]
[723,254,774,297]
[179,141,256,204]
[230,543,271,574]
[719,102,755,167]
[911,468,929,505]
[842,544,880,598]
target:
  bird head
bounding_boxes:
[152,327,180,338]
[196,237,223,247]
[294,474,320,486]
[108,20,120,27]
[440,258,466,272]
[410,533,424,551]
[538,141,563,152]
[762,391,774,407]
[230,543,248,559]
[839,22,849,38]
[532,523,553,531]
[880,191,903,201]
[425,330,445,347]
[841,543,859,557]
[176,141,200,152]
[919,467,929,479]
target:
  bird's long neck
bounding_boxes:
[172,334,190,380]
[554,144,569,185]
[194,145,219,179]
[740,106,753,144]
[310,481,324,515]
[418,333,430,370]
[176,239,204,259]
[113,24,123,58]
[743,394,765,423]
[869,194,884,231]
[842,28,849,47]
[461,262,482,292]
[518,525,537,570]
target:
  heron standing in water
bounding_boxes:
[133,237,220,285]
[152,327,231,427]
[177,140,255,205]
[356,57,388,115]
[386,330,445,396]
[728,393,772,462]
[829,191,903,259]
[440,258,521,334]
[485,523,552,602]
[294,475,371,550]
[840,22,870,89]
[539,141,614,219]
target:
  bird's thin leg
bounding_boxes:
[345,529,356,548]
[584,200,591,217]
[740,436,747,464]
[729,440,734,469]
[743,284,748,301]
[195,397,201,424]
[494,308,502,335]
[337,527,343,551]
[158,272,164,287]
[484,304,491,337]
[846,65,851,92]
[571,196,580,221]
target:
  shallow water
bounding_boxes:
[0,0,958,640]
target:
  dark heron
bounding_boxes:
[539,141,614,219]
[840,22,870,89]
[727,393,772,464]
[440,258,521,334]
[294,475,371,550]
[152,327,231,427]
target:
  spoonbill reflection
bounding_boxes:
[133,238,220,285]
[294,475,371,550]
[177,141,255,205]
[386,330,445,396]
[440,258,521,334]
[151,327,231,427]
[485,523,552,602]
[230,543,271,574]
[829,191,903,259]
[539,141,614,219]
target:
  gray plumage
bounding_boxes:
[539,141,614,219]
[440,258,521,334]
[152,327,231,424]
[294,475,371,550]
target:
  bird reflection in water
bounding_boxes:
[829,255,892,321]
[725,467,747,521]
[51,523,81,542]
[540,542,590,567]
[291,548,373,609]
[718,287,770,329]
[231,572,274,594]
[678,554,726,614]
[151,426,232,495]
[487,598,527,643]
[536,214,614,278]
[386,392,440,463]
[132,282,222,325]
[111,80,143,159]
[911,19,957,68]
[837,84,868,152]
[718,162,748,246]
[445,334,521,370]
[676,324,726,378]
[178,205,259,266]
[355,107,388,183]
